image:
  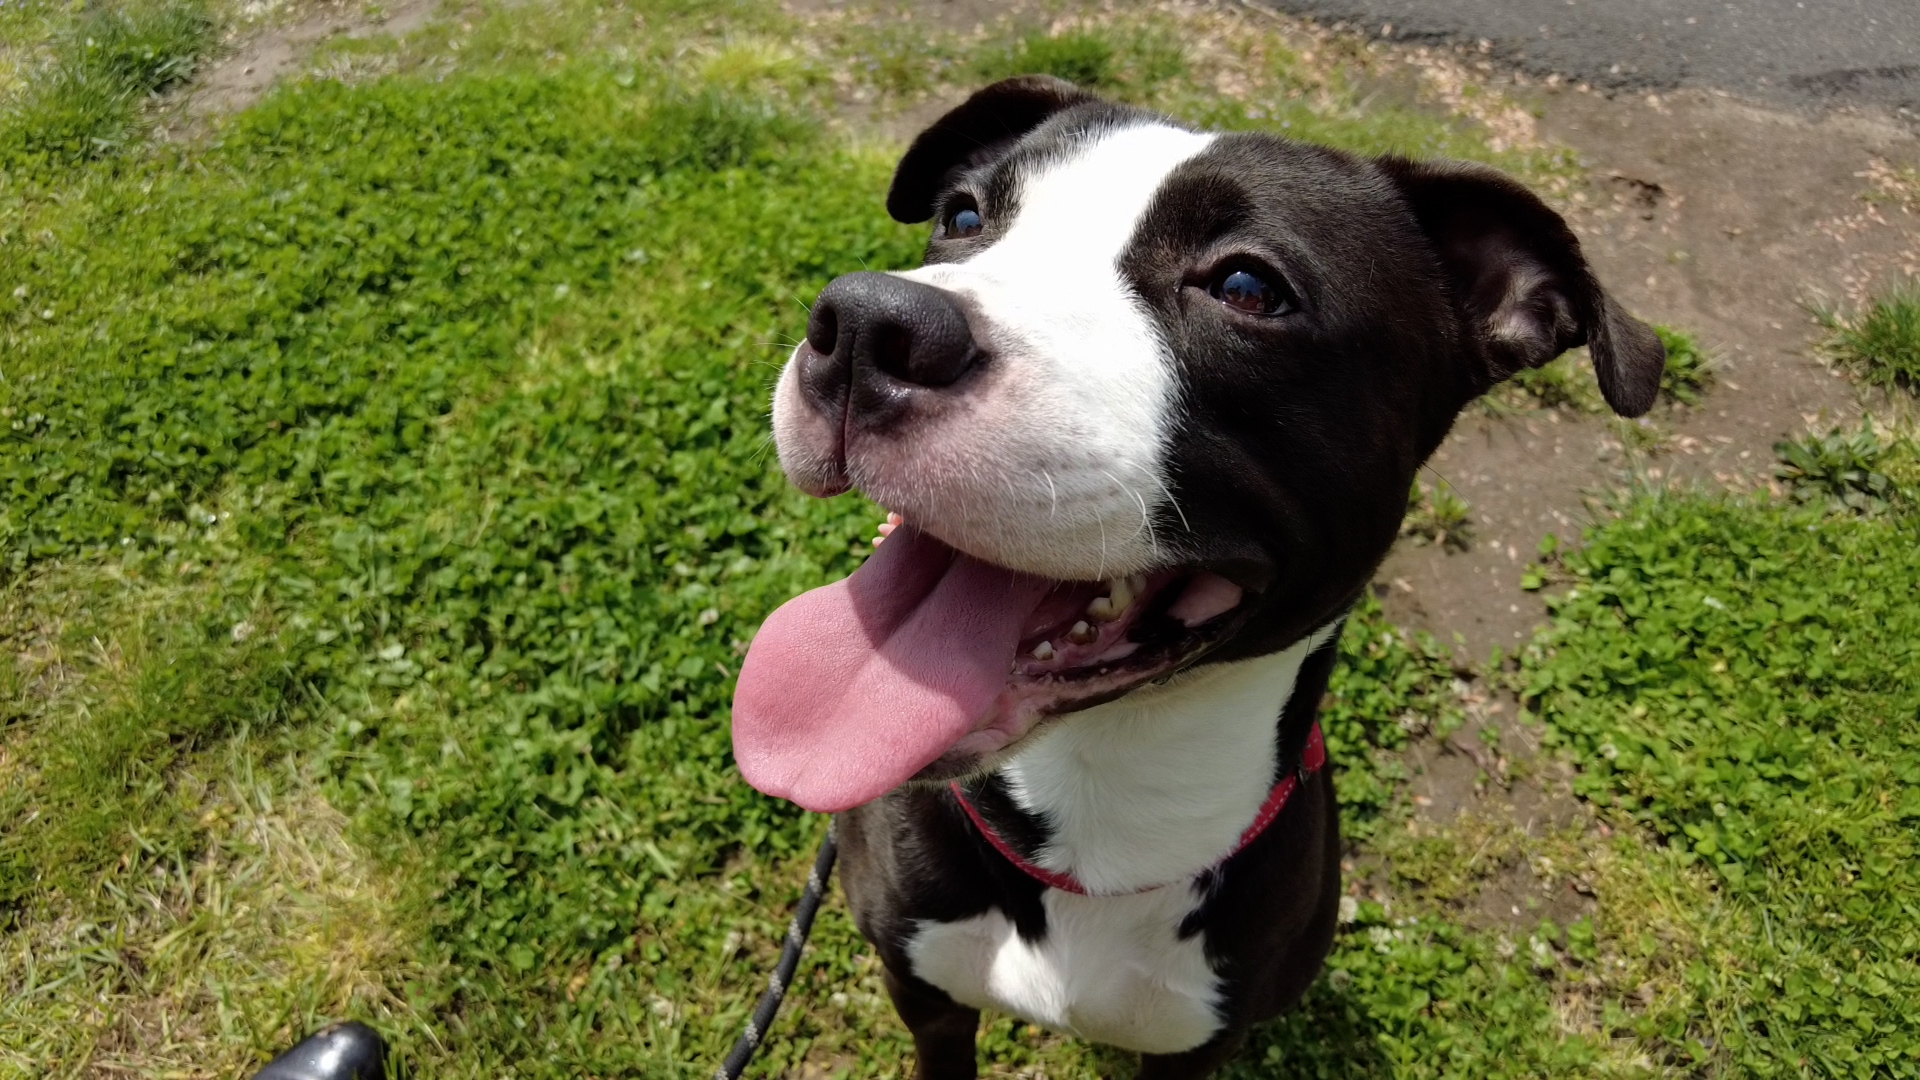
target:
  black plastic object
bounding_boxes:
[249,1021,387,1080]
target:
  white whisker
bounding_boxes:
[1102,469,1159,557]
[1098,527,1109,581]
[1149,472,1191,534]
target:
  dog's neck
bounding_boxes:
[994,624,1338,895]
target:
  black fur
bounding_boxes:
[887,75,1099,224]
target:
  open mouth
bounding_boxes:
[731,523,1246,813]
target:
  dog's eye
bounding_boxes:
[946,206,984,239]
[1211,269,1288,315]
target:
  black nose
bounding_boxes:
[799,272,979,430]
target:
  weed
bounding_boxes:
[64,0,212,93]
[1,60,920,1072]
[1653,324,1713,405]
[1122,24,1188,90]
[1318,597,1466,834]
[1824,283,1920,394]
[1401,479,1473,551]
[1773,422,1908,514]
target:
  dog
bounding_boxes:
[730,75,1664,1079]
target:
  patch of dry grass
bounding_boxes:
[0,559,431,1079]
[0,761,432,1079]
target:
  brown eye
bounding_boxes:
[1212,269,1286,315]
[946,206,983,238]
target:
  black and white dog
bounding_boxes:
[731,76,1663,1078]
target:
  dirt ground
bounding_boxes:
[1382,80,1918,660]
[171,0,443,121]
[1323,33,1918,908]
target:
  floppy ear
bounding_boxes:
[886,75,1099,224]
[1376,157,1667,417]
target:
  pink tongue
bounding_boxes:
[731,527,1052,812]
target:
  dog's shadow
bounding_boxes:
[1224,992,1391,1078]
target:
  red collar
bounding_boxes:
[949,721,1327,897]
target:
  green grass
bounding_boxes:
[969,27,1189,95]
[823,7,1570,179]
[1654,325,1714,406]
[0,577,428,1075]
[0,0,215,170]
[1523,489,1920,1076]
[1400,479,1473,551]
[1488,326,1709,414]
[1825,284,1920,395]
[975,30,1120,89]
[2,55,923,1072]
[5,0,1914,1075]
[1496,352,1603,413]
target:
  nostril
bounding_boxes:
[871,324,913,382]
[807,302,839,357]
[809,271,978,402]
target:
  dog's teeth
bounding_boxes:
[1067,620,1097,645]
[1030,641,1056,662]
[1087,577,1138,623]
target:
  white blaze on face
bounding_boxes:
[866,122,1217,581]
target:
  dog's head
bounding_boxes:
[734,77,1665,812]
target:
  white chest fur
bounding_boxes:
[906,882,1221,1054]
[1001,637,1325,895]
[906,634,1334,1054]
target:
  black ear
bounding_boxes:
[1377,157,1667,417]
[886,75,1099,224]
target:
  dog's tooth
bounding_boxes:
[1067,620,1097,645]
[1030,641,1056,662]
[1088,577,1137,623]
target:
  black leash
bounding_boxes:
[714,821,839,1080]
